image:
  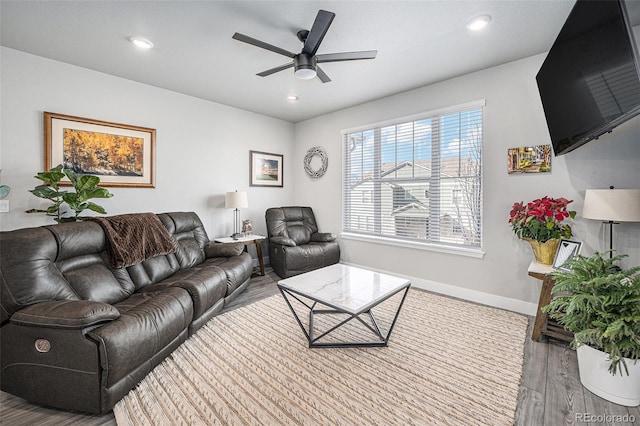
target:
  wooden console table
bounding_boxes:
[528,261,573,342]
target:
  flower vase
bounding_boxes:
[524,238,560,265]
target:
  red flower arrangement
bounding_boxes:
[509,196,576,242]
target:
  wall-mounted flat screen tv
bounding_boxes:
[536,0,640,156]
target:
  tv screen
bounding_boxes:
[536,0,640,156]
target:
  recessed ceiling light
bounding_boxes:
[467,15,491,31]
[129,36,154,49]
[286,95,299,102]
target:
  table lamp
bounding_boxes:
[225,190,248,240]
[582,187,640,258]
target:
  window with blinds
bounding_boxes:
[342,102,483,249]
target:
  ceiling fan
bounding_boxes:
[232,10,377,83]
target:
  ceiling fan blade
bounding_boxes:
[256,61,294,77]
[316,50,378,63]
[316,66,331,83]
[232,32,296,58]
[302,10,335,56]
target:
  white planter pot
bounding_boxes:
[577,344,640,407]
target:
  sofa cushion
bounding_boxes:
[48,222,136,304]
[287,225,311,245]
[140,265,228,320]
[158,212,208,269]
[87,286,193,388]
[205,252,253,296]
[0,226,79,324]
[58,253,135,304]
[265,206,319,245]
[126,255,180,291]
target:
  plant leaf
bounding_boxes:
[83,188,113,199]
[74,175,101,191]
[85,202,107,214]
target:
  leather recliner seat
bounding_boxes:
[265,206,340,278]
[0,212,252,413]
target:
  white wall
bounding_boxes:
[293,53,640,313]
[0,47,295,241]
[2,46,639,314]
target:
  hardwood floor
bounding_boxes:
[515,323,640,426]
[2,268,638,425]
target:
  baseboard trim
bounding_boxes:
[341,261,538,316]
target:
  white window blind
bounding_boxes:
[342,103,483,249]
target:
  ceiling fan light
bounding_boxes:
[294,54,317,80]
[294,67,317,80]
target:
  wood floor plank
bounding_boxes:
[628,405,640,424]
[521,319,550,395]
[544,341,587,426]
[514,386,545,426]
[582,387,636,426]
[0,390,115,426]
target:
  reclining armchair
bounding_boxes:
[265,206,340,278]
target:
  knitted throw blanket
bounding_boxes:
[92,213,176,268]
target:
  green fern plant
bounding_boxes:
[542,252,640,375]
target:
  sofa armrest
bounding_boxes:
[270,236,297,247]
[10,300,120,329]
[310,232,336,243]
[205,242,244,258]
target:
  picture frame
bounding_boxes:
[44,112,156,187]
[250,150,283,187]
[507,144,552,174]
[552,239,583,271]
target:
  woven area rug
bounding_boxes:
[114,289,528,425]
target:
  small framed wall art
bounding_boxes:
[44,112,156,187]
[507,144,552,174]
[249,150,283,187]
[552,239,582,271]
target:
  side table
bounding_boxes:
[214,235,266,276]
[528,261,573,342]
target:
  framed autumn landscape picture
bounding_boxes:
[44,112,156,187]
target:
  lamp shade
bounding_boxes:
[225,191,248,209]
[582,189,640,222]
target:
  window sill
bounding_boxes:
[340,232,485,259]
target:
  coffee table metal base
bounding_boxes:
[279,285,410,348]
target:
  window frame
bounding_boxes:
[341,99,486,258]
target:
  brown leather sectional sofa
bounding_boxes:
[0,211,253,413]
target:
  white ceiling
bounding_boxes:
[2,1,640,123]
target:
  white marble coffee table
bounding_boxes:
[277,264,411,348]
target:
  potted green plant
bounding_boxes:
[26,164,113,222]
[508,196,576,264]
[542,252,640,406]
